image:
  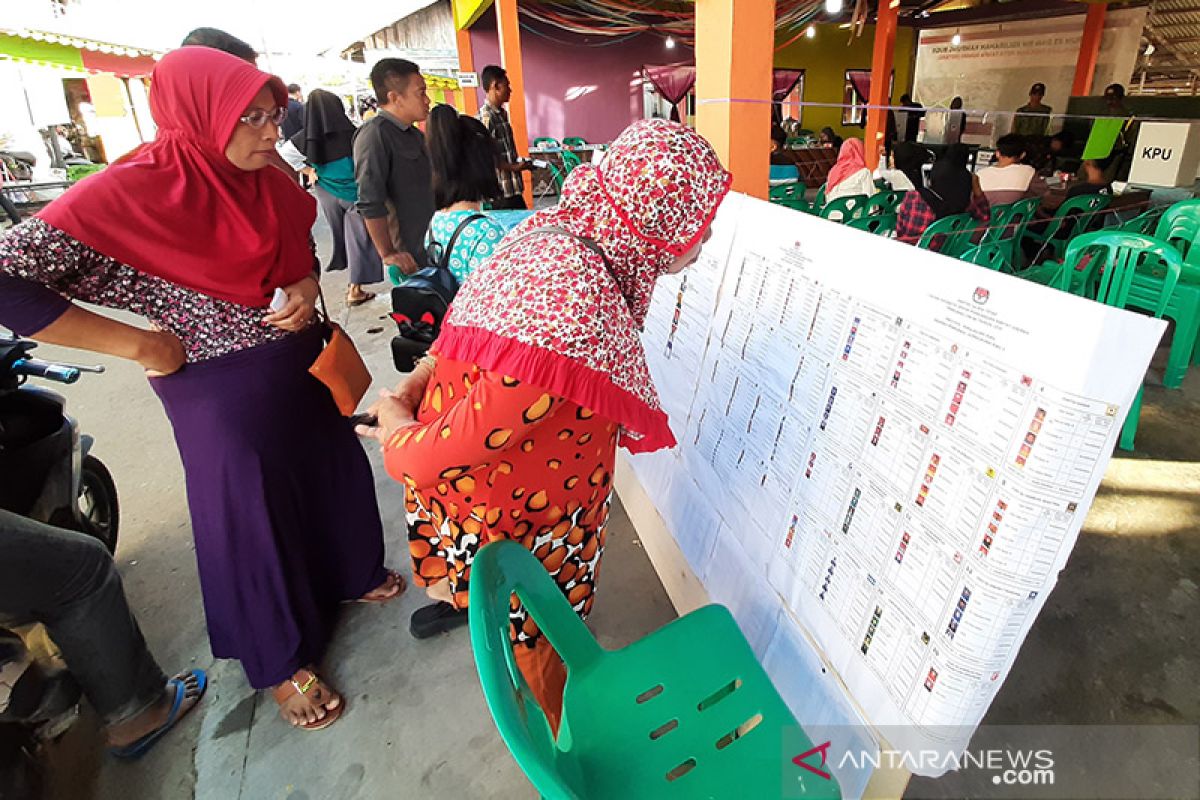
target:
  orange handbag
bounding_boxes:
[308,293,372,416]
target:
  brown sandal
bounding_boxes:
[271,668,344,731]
[345,287,375,307]
[352,569,407,605]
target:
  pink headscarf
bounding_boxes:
[38,47,316,306]
[826,138,868,190]
[434,120,732,454]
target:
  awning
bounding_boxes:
[0,29,158,78]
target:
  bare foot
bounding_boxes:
[356,569,406,604]
[274,669,342,729]
[107,671,205,748]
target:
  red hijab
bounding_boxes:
[826,137,867,190]
[436,120,732,454]
[38,47,316,307]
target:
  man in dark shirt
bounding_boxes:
[353,58,434,276]
[899,93,924,142]
[283,83,305,141]
[479,65,532,210]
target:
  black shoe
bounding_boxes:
[410,602,468,639]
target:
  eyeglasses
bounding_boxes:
[238,107,287,129]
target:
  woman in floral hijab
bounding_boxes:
[360,119,731,724]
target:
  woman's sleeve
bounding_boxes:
[383,371,564,491]
[0,220,152,329]
[895,193,922,244]
[968,191,991,222]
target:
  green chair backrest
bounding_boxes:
[1057,231,1183,316]
[819,193,868,222]
[916,212,974,255]
[1153,198,1200,265]
[813,183,827,210]
[769,182,809,213]
[561,150,583,172]
[847,213,896,236]
[979,201,1019,246]
[562,137,588,148]
[866,189,904,216]
[533,137,562,150]
[1119,206,1166,236]
[959,242,1011,272]
[1043,192,1113,242]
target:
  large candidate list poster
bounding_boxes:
[629,193,1164,773]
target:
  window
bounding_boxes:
[843,70,894,126]
[778,73,806,127]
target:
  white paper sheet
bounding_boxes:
[630,193,1166,776]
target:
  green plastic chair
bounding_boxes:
[1043,232,1182,450]
[562,137,588,148]
[769,182,810,213]
[549,151,584,193]
[847,212,896,236]
[916,212,975,256]
[808,183,827,215]
[1154,198,1200,264]
[533,137,562,150]
[819,194,868,223]
[959,242,1012,272]
[469,540,842,800]
[865,189,904,217]
[1023,192,1112,263]
[1118,206,1167,236]
[978,197,1040,269]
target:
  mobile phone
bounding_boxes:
[269,287,288,312]
[349,413,378,429]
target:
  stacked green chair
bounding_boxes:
[1154,198,1200,262]
[1042,232,1182,450]
[916,213,975,256]
[533,137,562,150]
[977,197,1040,270]
[1118,206,1167,236]
[1023,193,1112,263]
[819,194,869,223]
[769,182,810,213]
[847,213,896,236]
[469,540,842,800]
[865,189,905,217]
[959,242,1012,272]
[562,137,588,148]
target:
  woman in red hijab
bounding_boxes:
[359,119,731,727]
[0,46,400,731]
[824,137,876,202]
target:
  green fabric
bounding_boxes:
[1082,118,1126,160]
[314,157,358,203]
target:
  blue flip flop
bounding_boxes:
[109,668,208,760]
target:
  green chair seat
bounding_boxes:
[469,540,841,800]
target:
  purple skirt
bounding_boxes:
[151,327,386,689]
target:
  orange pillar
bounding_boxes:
[1072,2,1107,97]
[496,0,534,207]
[695,0,775,199]
[455,26,480,116]
[864,0,899,170]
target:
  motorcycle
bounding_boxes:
[0,336,118,551]
[0,337,117,796]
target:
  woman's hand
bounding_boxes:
[394,358,434,416]
[264,275,319,331]
[137,325,186,377]
[356,388,418,446]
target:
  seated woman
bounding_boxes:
[894,142,990,248]
[419,104,532,285]
[358,120,731,730]
[824,138,876,202]
[818,126,843,150]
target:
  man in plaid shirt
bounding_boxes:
[479,65,533,209]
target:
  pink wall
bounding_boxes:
[468,9,693,144]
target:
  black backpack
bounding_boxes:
[389,212,486,346]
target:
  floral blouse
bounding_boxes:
[0,218,306,362]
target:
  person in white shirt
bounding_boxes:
[977,134,1047,206]
[825,138,876,202]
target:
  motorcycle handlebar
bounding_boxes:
[13,358,81,384]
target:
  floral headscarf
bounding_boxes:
[434,119,731,453]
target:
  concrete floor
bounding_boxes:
[30,212,1200,799]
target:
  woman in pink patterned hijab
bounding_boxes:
[360,119,730,726]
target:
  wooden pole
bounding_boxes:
[1072,2,1108,97]
[695,0,775,199]
[455,26,479,116]
[864,0,899,170]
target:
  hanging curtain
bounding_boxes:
[848,70,872,105]
[772,69,804,102]
[643,65,696,123]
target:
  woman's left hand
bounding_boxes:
[263,275,319,331]
[356,388,417,445]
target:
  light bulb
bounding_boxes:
[806,25,816,39]
[825,0,844,12]
[665,35,676,49]
[951,33,962,46]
